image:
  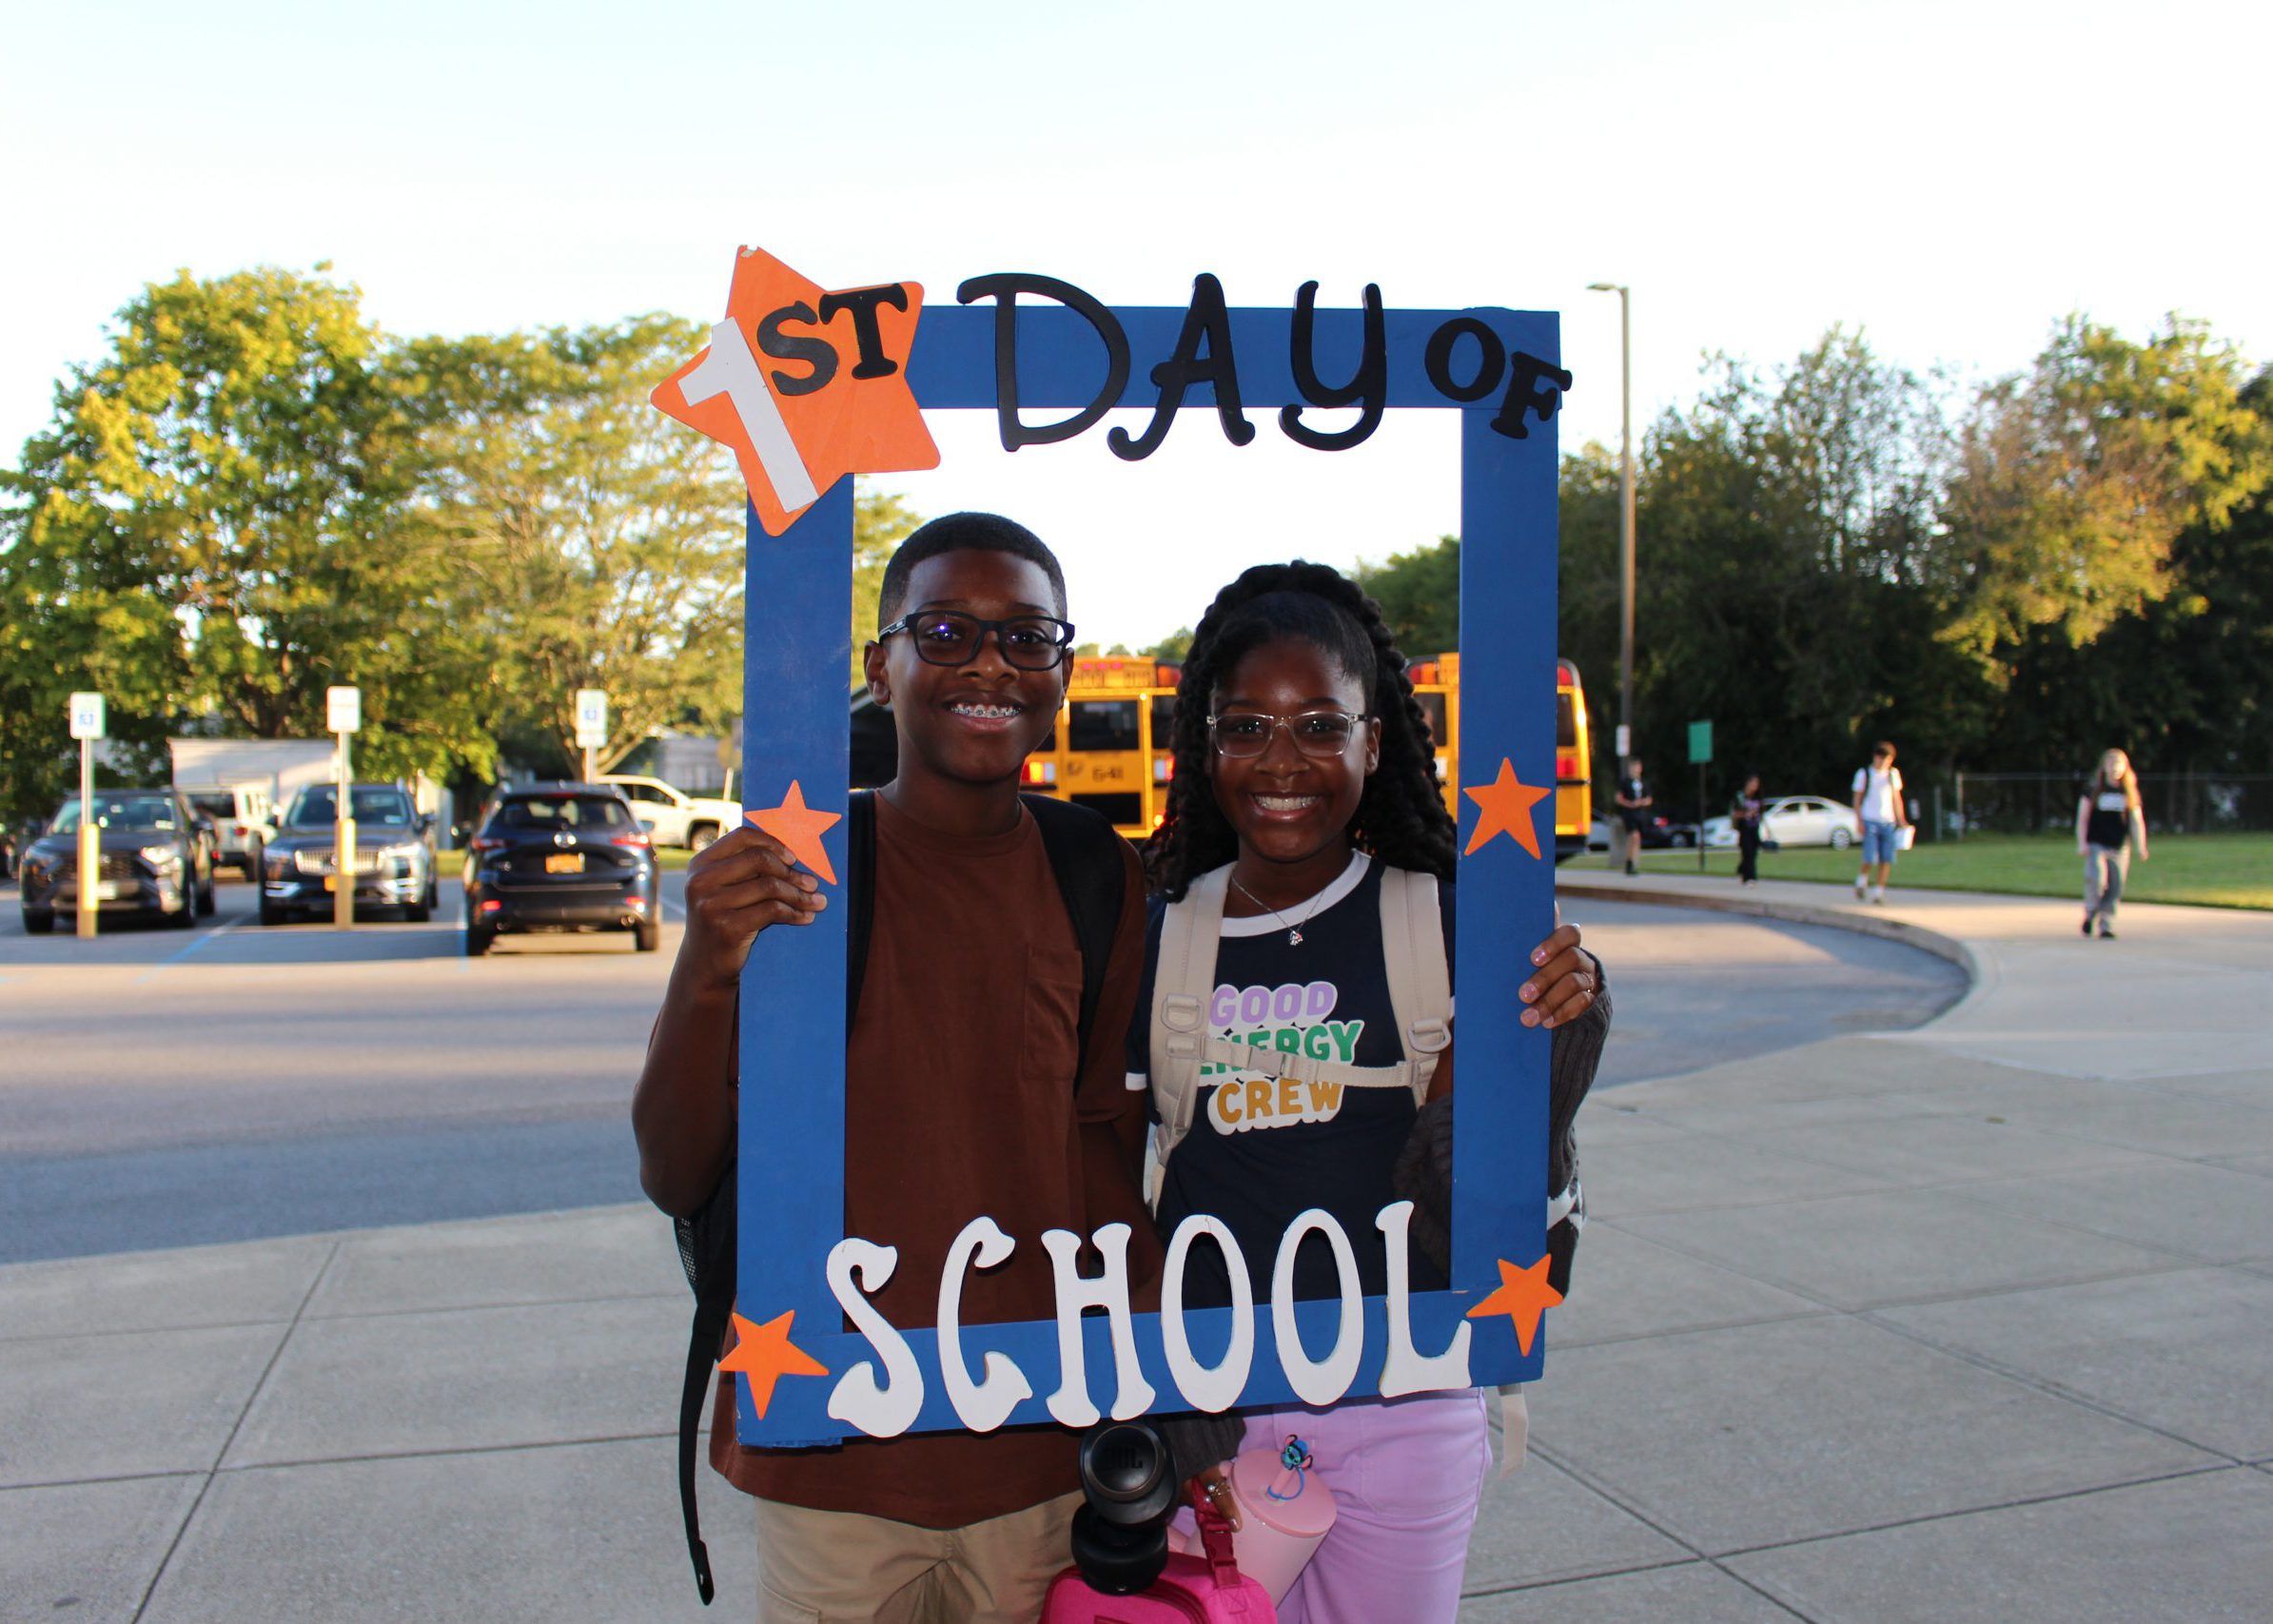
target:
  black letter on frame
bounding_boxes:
[1490,351,1575,440]
[1107,273,1256,461]
[816,284,911,379]
[1279,281,1386,452]
[754,302,839,398]
[956,274,1130,452]
[1423,317,1505,403]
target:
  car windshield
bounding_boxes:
[52,793,180,832]
[491,795,633,832]
[286,787,416,826]
[188,792,235,819]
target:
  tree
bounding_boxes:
[849,484,923,684]
[0,265,466,816]
[1939,316,2273,663]
[1354,536,1460,656]
[420,315,748,775]
[1142,627,1194,663]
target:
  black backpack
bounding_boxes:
[673,791,1127,1602]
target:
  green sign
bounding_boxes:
[1688,719,1713,764]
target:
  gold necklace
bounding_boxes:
[1229,873,1307,946]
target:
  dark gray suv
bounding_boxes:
[259,783,439,924]
[17,790,217,933]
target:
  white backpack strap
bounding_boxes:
[1146,865,1230,1209]
[1379,866,1452,1105]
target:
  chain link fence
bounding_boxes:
[1948,773,2273,836]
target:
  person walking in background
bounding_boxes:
[1850,741,1910,905]
[2076,748,2149,939]
[1616,757,1653,876]
[1731,772,1765,887]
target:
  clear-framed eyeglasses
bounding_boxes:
[875,611,1077,671]
[1205,709,1372,759]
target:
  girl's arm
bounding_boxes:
[2076,796,2091,852]
[2131,805,2150,861]
[632,824,825,1216]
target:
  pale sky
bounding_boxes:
[5,0,2263,649]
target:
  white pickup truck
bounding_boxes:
[598,775,741,851]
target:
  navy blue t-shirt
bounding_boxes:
[1127,853,1455,1310]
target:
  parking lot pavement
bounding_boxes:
[0,874,691,1262]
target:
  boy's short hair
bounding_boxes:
[1873,740,1897,759]
[876,511,1069,624]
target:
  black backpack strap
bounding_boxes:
[678,1244,733,1603]
[1022,792,1127,1079]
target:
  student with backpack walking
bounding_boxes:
[1129,563,1608,1624]
[633,514,1159,1624]
[1850,741,1910,905]
[2076,748,2149,939]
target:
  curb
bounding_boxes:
[1555,879,1984,989]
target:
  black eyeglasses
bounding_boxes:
[876,611,1077,671]
[1205,709,1372,759]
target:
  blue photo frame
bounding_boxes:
[731,288,1561,1445]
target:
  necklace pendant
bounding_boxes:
[1287,928,1303,947]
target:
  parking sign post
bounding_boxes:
[1688,719,1713,873]
[574,689,608,783]
[327,687,361,929]
[68,693,105,939]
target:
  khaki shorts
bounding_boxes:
[754,1490,1082,1624]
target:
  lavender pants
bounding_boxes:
[1218,1390,1492,1624]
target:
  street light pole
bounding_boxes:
[1586,282,1636,764]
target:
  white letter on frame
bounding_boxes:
[1374,1199,1472,1396]
[1040,1223,1157,1427]
[936,1217,1034,1432]
[824,1239,924,1438]
[1161,1214,1255,1412]
[1269,1208,1364,1407]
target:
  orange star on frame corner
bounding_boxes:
[652,245,939,536]
[745,780,841,885]
[717,1308,831,1419]
[1463,1254,1563,1356]
[1462,757,1553,859]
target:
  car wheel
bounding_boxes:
[22,908,53,935]
[465,923,493,957]
[1830,827,1853,850]
[1671,832,1694,849]
[259,895,284,926]
[687,824,718,854]
[197,870,217,915]
[635,918,660,952]
[168,893,197,928]
[404,897,432,924]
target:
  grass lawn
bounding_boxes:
[1577,832,2273,910]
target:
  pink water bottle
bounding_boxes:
[1179,1437,1336,1606]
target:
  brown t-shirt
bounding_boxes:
[713,792,1154,1526]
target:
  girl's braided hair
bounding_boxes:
[1142,560,1458,900]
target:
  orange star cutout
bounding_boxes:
[1464,1254,1563,1356]
[653,245,939,535]
[1463,757,1553,859]
[745,780,841,885]
[717,1308,831,1419]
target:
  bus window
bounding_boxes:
[1068,699,1139,753]
[1073,792,1142,827]
[1557,691,1577,748]
[1415,692,1449,748]
[1148,694,1178,745]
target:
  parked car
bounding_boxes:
[597,774,740,851]
[1636,813,1701,849]
[17,789,217,932]
[260,782,439,924]
[181,782,276,879]
[1701,795,1865,851]
[462,784,659,955]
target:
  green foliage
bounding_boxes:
[850,484,923,685]
[1354,536,1460,658]
[1142,627,1194,663]
[1939,316,2273,660]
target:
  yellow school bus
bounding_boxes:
[1025,654,1594,862]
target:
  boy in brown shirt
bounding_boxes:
[634,513,1153,1622]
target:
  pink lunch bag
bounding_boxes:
[1037,1499,1275,1624]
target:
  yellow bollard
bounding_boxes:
[76,821,99,939]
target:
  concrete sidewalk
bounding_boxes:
[5,876,2271,1622]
